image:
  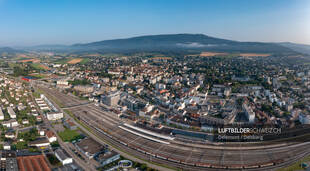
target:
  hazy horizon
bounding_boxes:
[0,0,309,46]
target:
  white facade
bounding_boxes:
[2,122,11,128]
[57,80,69,86]
[55,149,73,165]
[48,136,57,143]
[11,120,19,127]
[0,107,4,120]
[3,144,11,150]
[243,103,255,123]
[47,112,64,120]
[7,107,16,119]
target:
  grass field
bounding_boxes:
[29,73,48,79]
[67,58,83,64]
[31,63,50,70]
[239,53,270,57]
[199,52,270,57]
[79,58,90,64]
[200,52,229,57]
[19,58,40,63]
[58,129,83,142]
[54,58,70,64]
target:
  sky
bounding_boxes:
[0,0,309,46]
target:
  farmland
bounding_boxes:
[67,58,83,64]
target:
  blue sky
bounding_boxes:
[0,0,309,46]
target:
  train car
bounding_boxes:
[211,165,227,169]
[243,165,259,169]
[128,144,136,149]
[260,162,273,167]
[146,152,156,157]
[136,148,146,154]
[227,165,243,169]
[195,163,211,168]
[156,155,168,160]
[181,161,195,166]
[272,159,284,165]
[119,141,128,146]
[168,158,181,163]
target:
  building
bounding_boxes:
[272,78,281,89]
[46,131,57,143]
[46,112,63,121]
[299,112,310,124]
[242,103,255,123]
[122,96,145,112]
[224,88,231,97]
[3,119,19,128]
[57,79,69,86]
[7,107,16,119]
[63,119,77,130]
[17,155,51,171]
[0,151,18,171]
[3,142,11,150]
[94,150,120,166]
[73,85,94,93]
[75,138,106,159]
[2,121,11,128]
[5,131,15,139]
[10,119,19,127]
[0,107,4,120]
[102,91,120,106]
[55,149,73,165]
[29,137,50,148]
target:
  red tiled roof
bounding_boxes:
[17,155,51,171]
[46,131,56,138]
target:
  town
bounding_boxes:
[0,51,309,170]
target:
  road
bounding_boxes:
[31,90,96,171]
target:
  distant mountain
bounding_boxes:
[0,47,25,56]
[277,42,310,55]
[12,34,301,55]
[18,44,70,51]
[72,34,296,54]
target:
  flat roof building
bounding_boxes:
[7,107,16,119]
[94,150,120,166]
[46,112,63,121]
[55,149,73,165]
[75,138,106,159]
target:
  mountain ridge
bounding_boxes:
[71,33,297,54]
[3,34,310,55]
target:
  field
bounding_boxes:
[200,52,229,57]
[199,52,271,57]
[31,63,50,70]
[79,58,90,64]
[150,57,172,60]
[239,53,270,57]
[58,129,83,142]
[29,73,48,79]
[54,58,69,64]
[19,58,40,63]
[67,58,83,64]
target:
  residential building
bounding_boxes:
[0,107,4,120]
[46,112,63,121]
[55,149,73,165]
[7,107,16,119]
